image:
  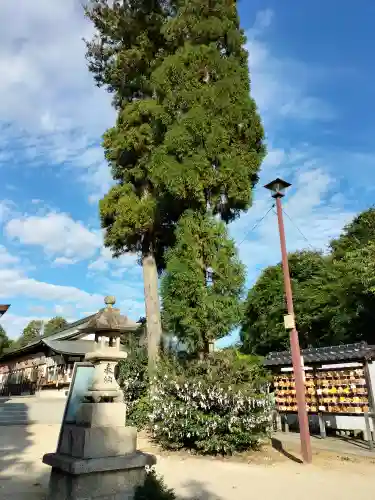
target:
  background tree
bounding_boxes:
[0,325,12,356]
[327,207,375,342]
[161,211,245,357]
[19,320,42,347]
[241,208,375,355]
[330,207,375,259]
[240,251,337,355]
[85,0,176,373]
[44,316,68,337]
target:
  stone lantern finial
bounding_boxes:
[104,295,116,308]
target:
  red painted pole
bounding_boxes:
[275,196,312,464]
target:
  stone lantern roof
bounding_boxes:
[79,296,138,336]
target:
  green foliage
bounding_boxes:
[241,208,375,355]
[19,320,42,348]
[118,333,149,428]
[118,346,271,455]
[169,348,270,390]
[85,1,178,271]
[330,207,375,259]
[161,211,245,354]
[241,251,336,355]
[149,0,265,221]
[85,0,170,108]
[134,469,176,500]
[85,1,177,372]
[0,325,12,356]
[330,207,375,297]
[85,1,264,368]
[44,316,68,337]
[149,351,270,455]
[86,0,264,265]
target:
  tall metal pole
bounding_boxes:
[275,196,312,464]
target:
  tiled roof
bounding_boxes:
[42,338,127,356]
[0,305,10,317]
[0,312,142,361]
[264,342,375,367]
[0,314,97,360]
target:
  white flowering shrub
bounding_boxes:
[149,351,271,455]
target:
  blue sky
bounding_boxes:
[0,1,374,342]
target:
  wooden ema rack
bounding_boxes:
[274,368,369,414]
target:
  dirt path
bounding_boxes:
[1,425,375,499]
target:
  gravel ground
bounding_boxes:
[1,424,375,499]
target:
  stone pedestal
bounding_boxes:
[43,449,155,500]
[43,402,155,499]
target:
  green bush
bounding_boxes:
[149,350,271,455]
[135,468,176,500]
[118,336,149,428]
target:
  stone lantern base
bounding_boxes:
[43,449,155,500]
[43,402,155,499]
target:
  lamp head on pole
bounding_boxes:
[264,178,291,198]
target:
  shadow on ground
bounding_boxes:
[0,400,49,499]
[271,438,302,464]
[334,435,372,451]
[0,401,222,500]
[179,480,223,499]
[135,471,224,500]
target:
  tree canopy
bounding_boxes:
[149,0,265,221]
[240,207,375,356]
[85,0,179,371]
[44,317,68,337]
[19,320,43,348]
[0,325,12,356]
[161,211,245,355]
[85,0,264,369]
[330,207,375,259]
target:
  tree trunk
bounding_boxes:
[198,339,214,360]
[142,250,162,376]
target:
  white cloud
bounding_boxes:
[246,11,335,126]
[228,10,355,288]
[6,212,101,260]
[54,304,76,317]
[28,305,47,314]
[0,0,112,133]
[0,200,15,223]
[0,313,48,339]
[251,9,274,34]
[0,270,145,338]
[0,267,102,306]
[231,161,354,285]
[0,262,144,338]
[0,0,114,200]
[86,161,113,204]
[53,257,78,266]
[88,246,139,277]
[0,245,19,266]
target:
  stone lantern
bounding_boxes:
[80,295,128,404]
[43,297,155,500]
